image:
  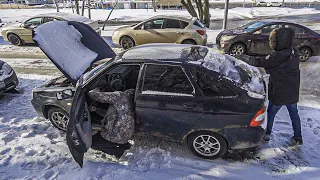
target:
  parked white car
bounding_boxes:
[267,1,283,7]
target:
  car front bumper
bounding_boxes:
[31,99,44,117]
[218,40,232,53]
[0,70,19,93]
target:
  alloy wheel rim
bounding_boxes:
[193,135,220,156]
[51,112,68,130]
[299,49,310,61]
[10,36,20,45]
[123,38,133,49]
[231,45,244,54]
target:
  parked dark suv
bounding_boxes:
[216,20,320,62]
[31,21,267,167]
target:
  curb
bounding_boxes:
[0,52,47,59]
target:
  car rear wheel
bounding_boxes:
[187,131,227,159]
[182,39,197,45]
[120,36,135,49]
[230,43,246,55]
[298,47,311,62]
[48,107,69,131]
[8,34,23,46]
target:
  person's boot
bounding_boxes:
[263,134,271,141]
[291,137,303,145]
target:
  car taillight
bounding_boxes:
[250,106,266,127]
[196,30,206,36]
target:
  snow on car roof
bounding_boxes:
[36,12,94,23]
[122,44,265,98]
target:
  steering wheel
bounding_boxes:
[108,73,126,91]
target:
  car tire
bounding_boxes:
[182,39,197,45]
[120,36,135,49]
[8,34,23,46]
[298,47,312,62]
[230,43,246,55]
[187,131,228,159]
[48,107,69,132]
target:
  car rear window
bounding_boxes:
[193,20,205,28]
[166,19,182,29]
[180,21,189,28]
[185,47,265,98]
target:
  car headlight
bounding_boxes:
[2,63,13,75]
[221,35,236,42]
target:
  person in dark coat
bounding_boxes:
[236,28,303,144]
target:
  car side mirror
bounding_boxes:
[23,23,32,28]
[56,89,74,100]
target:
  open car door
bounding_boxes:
[66,77,92,168]
[32,21,116,167]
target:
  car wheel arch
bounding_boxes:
[181,39,197,45]
[299,46,313,55]
[183,130,231,150]
[7,32,24,44]
[43,104,69,119]
[120,35,136,46]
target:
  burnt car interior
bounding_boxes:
[87,64,141,124]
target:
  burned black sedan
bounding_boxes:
[0,59,19,93]
[31,21,267,167]
[32,44,267,159]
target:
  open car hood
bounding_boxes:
[32,21,116,85]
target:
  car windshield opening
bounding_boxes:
[83,58,115,82]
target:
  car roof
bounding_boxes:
[34,12,94,22]
[120,44,201,63]
[148,15,195,22]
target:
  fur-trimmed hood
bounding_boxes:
[269,28,295,51]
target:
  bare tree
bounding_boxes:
[53,0,59,12]
[152,0,157,12]
[102,0,119,30]
[81,0,85,16]
[75,0,80,14]
[181,0,211,27]
[88,0,91,19]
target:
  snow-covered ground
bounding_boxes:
[0,68,320,179]
[1,7,320,27]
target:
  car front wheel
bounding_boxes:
[48,107,69,131]
[299,47,311,62]
[120,36,135,49]
[187,131,227,159]
[8,34,23,46]
[230,43,246,55]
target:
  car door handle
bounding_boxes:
[176,32,182,34]
[183,103,198,110]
